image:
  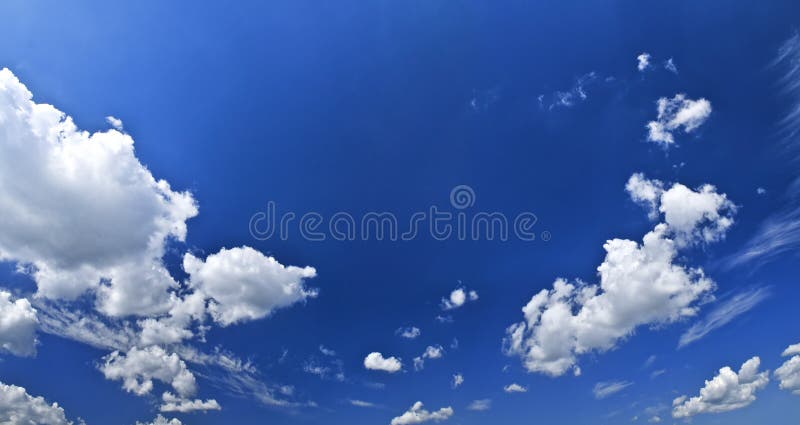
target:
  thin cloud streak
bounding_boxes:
[679,286,770,348]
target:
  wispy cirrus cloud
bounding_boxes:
[679,286,771,348]
[726,33,800,269]
[593,381,633,399]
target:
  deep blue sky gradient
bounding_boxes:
[1,1,799,424]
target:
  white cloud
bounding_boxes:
[33,300,136,352]
[0,291,38,357]
[390,401,453,425]
[0,68,318,411]
[784,343,800,356]
[593,381,633,399]
[159,391,221,413]
[724,35,800,269]
[396,326,421,339]
[646,94,712,146]
[466,399,491,411]
[776,342,800,395]
[626,174,735,246]
[657,182,734,244]
[545,72,598,110]
[138,318,194,347]
[364,352,402,373]
[395,326,422,339]
[664,58,678,74]
[503,383,528,393]
[0,68,198,317]
[441,288,478,310]
[413,345,444,371]
[100,346,196,397]
[105,115,124,131]
[135,415,182,425]
[183,247,317,326]
[319,345,336,356]
[505,175,730,376]
[350,399,377,408]
[0,382,72,425]
[672,356,769,418]
[637,53,651,71]
[452,373,464,388]
[625,173,665,220]
[679,286,769,348]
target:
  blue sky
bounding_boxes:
[0,1,799,424]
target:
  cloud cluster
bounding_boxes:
[135,416,182,425]
[0,68,198,316]
[776,342,800,395]
[541,72,599,110]
[396,326,421,339]
[626,173,735,245]
[0,68,320,411]
[441,288,478,311]
[646,94,712,146]
[505,174,732,376]
[0,382,71,425]
[100,345,219,412]
[390,402,453,425]
[672,357,769,418]
[414,345,444,371]
[0,291,38,357]
[364,352,403,373]
[637,53,651,71]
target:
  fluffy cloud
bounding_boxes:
[135,415,182,425]
[505,175,731,376]
[646,94,712,145]
[99,345,219,412]
[672,357,769,418]
[183,247,317,326]
[626,174,735,245]
[452,373,464,388]
[105,115,123,131]
[100,346,197,397]
[0,382,71,425]
[396,326,421,339]
[637,53,651,71]
[466,399,491,411]
[441,288,478,310]
[0,68,319,411]
[364,352,402,373]
[0,291,38,357]
[503,383,528,393]
[776,342,800,395]
[159,392,221,413]
[593,381,633,399]
[413,345,444,371]
[0,68,198,317]
[390,402,453,425]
